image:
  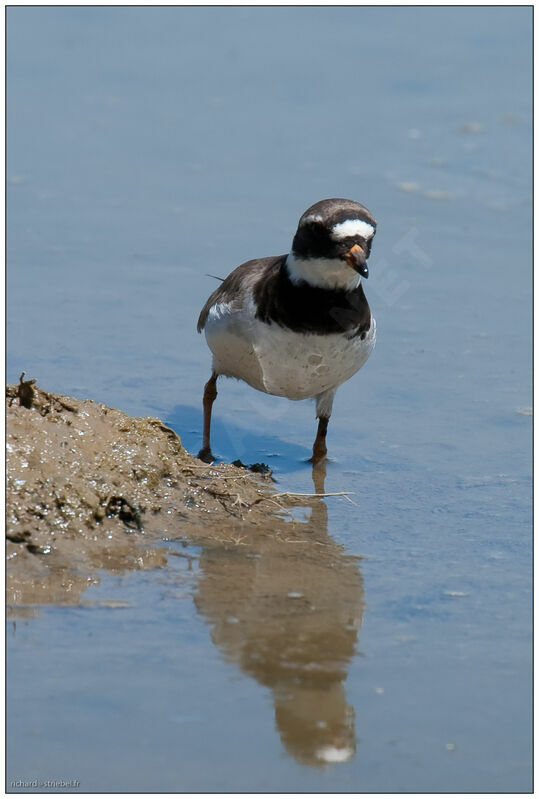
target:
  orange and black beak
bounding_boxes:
[343,244,369,278]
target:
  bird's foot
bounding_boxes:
[197,446,215,463]
[308,446,327,465]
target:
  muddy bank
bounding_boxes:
[7,377,314,609]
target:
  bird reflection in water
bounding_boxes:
[193,462,364,766]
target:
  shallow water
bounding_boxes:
[7,6,532,792]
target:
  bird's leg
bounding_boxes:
[310,389,335,464]
[310,416,329,464]
[198,372,218,462]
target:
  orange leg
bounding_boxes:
[309,416,329,464]
[198,372,218,462]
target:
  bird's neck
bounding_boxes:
[285,252,361,292]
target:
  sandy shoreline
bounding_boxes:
[6,376,307,608]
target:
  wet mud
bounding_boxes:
[6,377,353,598]
[6,377,291,604]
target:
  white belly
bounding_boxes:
[204,300,376,400]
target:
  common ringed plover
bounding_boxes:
[197,198,377,464]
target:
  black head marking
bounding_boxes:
[292,198,377,260]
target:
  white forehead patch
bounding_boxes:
[332,219,375,241]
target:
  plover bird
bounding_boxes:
[197,198,377,464]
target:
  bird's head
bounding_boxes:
[287,198,377,291]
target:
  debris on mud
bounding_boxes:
[231,459,273,475]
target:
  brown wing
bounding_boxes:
[196,256,286,333]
